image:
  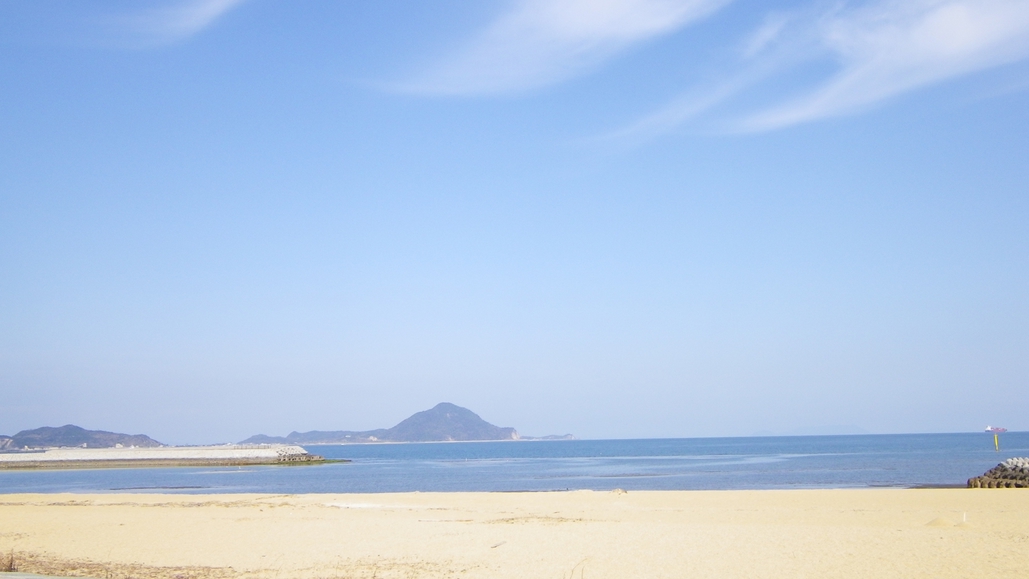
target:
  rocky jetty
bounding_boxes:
[0,444,325,470]
[968,457,1029,488]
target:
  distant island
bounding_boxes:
[0,425,163,450]
[242,402,574,444]
[0,403,574,452]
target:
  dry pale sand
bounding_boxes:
[1,489,1027,579]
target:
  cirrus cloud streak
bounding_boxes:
[112,0,247,47]
[608,0,1029,137]
[400,0,733,96]
[740,0,1029,131]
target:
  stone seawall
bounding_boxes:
[968,457,1029,488]
[0,445,325,470]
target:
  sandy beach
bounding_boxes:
[1,489,1027,579]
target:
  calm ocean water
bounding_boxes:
[1,433,1026,494]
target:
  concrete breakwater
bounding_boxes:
[0,444,325,470]
[968,457,1029,488]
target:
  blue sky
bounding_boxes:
[1,0,1027,444]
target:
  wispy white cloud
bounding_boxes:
[740,13,791,60]
[401,0,733,96]
[607,0,1029,137]
[742,0,1029,130]
[595,76,752,144]
[117,0,247,47]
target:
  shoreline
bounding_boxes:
[1,489,1027,578]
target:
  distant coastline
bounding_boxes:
[295,436,577,446]
[242,402,575,445]
[0,403,572,472]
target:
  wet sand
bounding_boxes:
[1,489,1027,578]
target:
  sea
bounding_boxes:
[1,432,1026,494]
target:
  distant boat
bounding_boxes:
[985,426,1007,433]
